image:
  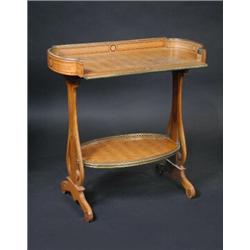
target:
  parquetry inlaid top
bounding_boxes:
[47,37,207,79]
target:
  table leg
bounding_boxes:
[166,70,196,199]
[60,76,94,222]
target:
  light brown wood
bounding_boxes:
[60,76,93,222]
[61,177,93,222]
[47,37,207,222]
[166,71,196,199]
[81,133,179,168]
[48,37,207,79]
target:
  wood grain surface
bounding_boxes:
[81,133,179,168]
[48,37,207,79]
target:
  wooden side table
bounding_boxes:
[47,37,207,222]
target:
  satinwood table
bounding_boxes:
[47,37,207,222]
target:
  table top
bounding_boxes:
[48,37,207,79]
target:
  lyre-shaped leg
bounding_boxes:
[60,76,94,222]
[166,70,196,199]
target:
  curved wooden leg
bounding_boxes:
[167,167,196,199]
[165,70,196,199]
[61,177,93,222]
[61,76,94,222]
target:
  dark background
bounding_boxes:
[28,2,222,250]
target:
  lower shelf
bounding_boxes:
[81,133,179,168]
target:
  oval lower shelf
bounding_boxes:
[81,133,179,168]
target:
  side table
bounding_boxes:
[47,37,207,222]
